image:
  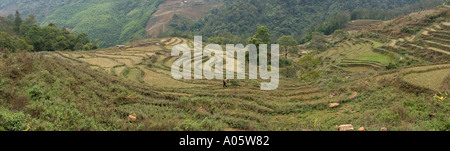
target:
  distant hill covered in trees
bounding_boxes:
[1,0,448,48]
[0,0,80,20]
[0,11,97,52]
[181,0,448,43]
[1,0,165,48]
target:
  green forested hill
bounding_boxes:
[0,0,80,21]
[40,0,165,48]
[1,0,165,48]
[186,0,447,42]
[0,0,447,48]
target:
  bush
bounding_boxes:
[281,65,298,78]
[401,26,417,34]
[229,80,241,87]
[28,86,44,101]
[175,118,225,131]
[0,108,29,131]
[279,57,293,68]
[0,75,4,87]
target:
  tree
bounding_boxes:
[2,12,95,52]
[247,26,272,64]
[277,35,298,58]
[327,11,350,32]
[24,14,36,26]
[76,33,90,45]
[0,32,33,52]
[386,52,398,69]
[14,11,22,34]
[308,32,329,51]
[208,31,240,45]
[7,14,14,23]
[74,42,83,50]
[92,39,99,50]
[19,14,37,35]
[332,29,349,42]
[248,26,271,46]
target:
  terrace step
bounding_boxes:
[430,30,450,35]
[422,35,450,44]
[428,47,450,55]
[441,22,450,28]
[424,40,450,53]
[341,59,383,65]
[429,32,450,39]
[373,47,420,61]
[338,59,383,69]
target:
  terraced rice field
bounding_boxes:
[399,63,450,91]
[403,68,450,91]
[30,29,448,131]
[321,39,390,72]
[37,37,357,130]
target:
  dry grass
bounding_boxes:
[403,68,450,91]
[79,58,122,68]
[139,65,194,88]
[342,66,376,72]
[6,15,447,131]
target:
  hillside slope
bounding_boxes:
[40,0,165,48]
[187,0,446,41]
[1,6,449,131]
[145,0,223,37]
[0,0,79,20]
[2,0,445,48]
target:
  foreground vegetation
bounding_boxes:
[0,35,448,131]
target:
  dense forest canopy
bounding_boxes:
[182,0,448,43]
[40,0,165,48]
[0,0,448,48]
[1,0,165,48]
[0,0,80,21]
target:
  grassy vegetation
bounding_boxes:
[403,68,450,91]
[1,6,450,131]
[1,31,448,131]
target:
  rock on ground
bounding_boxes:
[338,124,354,131]
[128,113,137,123]
[329,103,340,108]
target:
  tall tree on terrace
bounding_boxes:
[247,26,272,64]
[14,11,22,34]
[248,26,271,46]
[277,35,298,58]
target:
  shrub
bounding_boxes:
[28,86,44,101]
[401,26,417,34]
[229,80,241,87]
[122,67,131,77]
[297,55,321,81]
[279,57,293,68]
[368,32,380,39]
[281,65,298,78]
[0,108,29,131]
[175,118,225,131]
[0,75,4,87]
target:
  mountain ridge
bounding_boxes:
[0,0,447,47]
